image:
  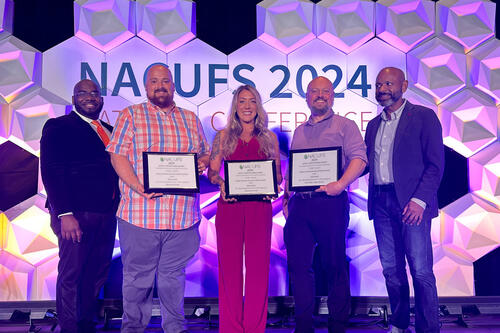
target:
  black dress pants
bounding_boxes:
[284,191,350,333]
[51,211,116,333]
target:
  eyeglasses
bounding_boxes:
[75,91,100,98]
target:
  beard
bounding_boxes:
[75,101,103,119]
[148,88,173,108]
[376,90,403,107]
[309,97,330,116]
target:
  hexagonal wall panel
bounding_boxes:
[376,0,435,53]
[468,38,500,103]
[198,89,233,145]
[316,0,374,54]
[347,38,406,104]
[438,88,498,158]
[0,250,34,301]
[288,38,348,97]
[441,193,500,262]
[0,140,38,212]
[2,206,57,266]
[257,0,315,54]
[42,36,105,103]
[407,36,467,103]
[9,88,72,150]
[469,142,500,209]
[167,39,227,106]
[332,89,378,134]
[105,37,167,105]
[0,0,13,39]
[74,0,135,52]
[0,36,41,103]
[136,0,196,53]
[228,39,287,103]
[437,0,496,53]
[31,255,58,300]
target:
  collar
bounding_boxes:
[381,99,406,121]
[74,110,101,125]
[306,109,334,126]
[147,100,177,116]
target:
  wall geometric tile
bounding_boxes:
[0,0,13,40]
[0,140,39,212]
[349,246,386,296]
[42,36,105,102]
[74,0,135,52]
[469,142,500,209]
[288,38,348,97]
[0,36,42,103]
[104,37,167,105]
[0,250,34,301]
[441,193,500,262]
[31,255,58,300]
[316,0,375,54]
[436,0,496,53]
[438,88,498,157]
[347,37,406,105]
[468,38,500,104]
[257,0,315,54]
[433,246,474,296]
[2,205,57,266]
[9,88,72,150]
[167,39,227,106]
[198,89,232,145]
[228,39,287,103]
[407,36,467,103]
[376,0,435,53]
[136,0,196,53]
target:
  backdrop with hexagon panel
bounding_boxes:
[0,0,499,301]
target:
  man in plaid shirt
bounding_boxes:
[107,63,210,333]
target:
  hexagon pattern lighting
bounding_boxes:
[376,0,435,53]
[0,0,499,300]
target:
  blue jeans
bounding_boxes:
[373,187,439,333]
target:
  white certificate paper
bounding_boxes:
[290,147,340,190]
[226,160,276,196]
[144,153,198,192]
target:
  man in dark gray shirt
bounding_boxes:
[284,76,367,333]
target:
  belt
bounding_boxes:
[373,183,395,193]
[294,191,329,199]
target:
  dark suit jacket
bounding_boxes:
[40,111,119,216]
[365,101,444,220]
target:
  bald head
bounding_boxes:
[144,64,175,110]
[375,67,408,111]
[72,79,103,120]
[306,76,334,118]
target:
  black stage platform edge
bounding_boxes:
[1,296,500,320]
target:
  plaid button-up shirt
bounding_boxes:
[107,101,210,230]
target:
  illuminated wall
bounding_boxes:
[0,0,499,301]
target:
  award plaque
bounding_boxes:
[143,152,199,194]
[224,159,278,201]
[289,146,342,192]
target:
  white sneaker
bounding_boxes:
[389,325,412,333]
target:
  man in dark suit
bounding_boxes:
[40,79,119,333]
[365,67,444,333]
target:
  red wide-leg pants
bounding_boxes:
[216,200,273,333]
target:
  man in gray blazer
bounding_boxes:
[365,67,444,333]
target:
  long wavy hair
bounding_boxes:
[221,85,276,159]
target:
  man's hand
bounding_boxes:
[315,181,346,196]
[198,160,207,175]
[132,182,161,200]
[402,201,424,225]
[60,215,82,243]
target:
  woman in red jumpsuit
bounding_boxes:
[208,85,282,333]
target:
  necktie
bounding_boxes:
[91,120,110,146]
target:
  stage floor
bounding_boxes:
[1,315,500,332]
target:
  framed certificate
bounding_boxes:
[224,159,278,201]
[289,146,342,192]
[143,152,199,194]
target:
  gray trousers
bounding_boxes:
[118,218,200,333]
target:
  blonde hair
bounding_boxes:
[221,85,275,159]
